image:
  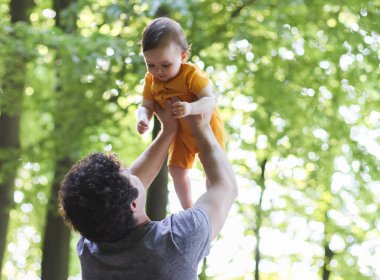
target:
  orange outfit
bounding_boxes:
[143,63,226,169]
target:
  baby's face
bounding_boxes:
[143,42,185,82]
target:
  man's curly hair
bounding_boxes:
[59,153,139,243]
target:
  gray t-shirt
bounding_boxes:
[77,207,211,280]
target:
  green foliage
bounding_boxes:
[1,0,379,279]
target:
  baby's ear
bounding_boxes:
[181,51,189,62]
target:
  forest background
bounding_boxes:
[0,0,379,279]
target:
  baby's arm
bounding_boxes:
[171,83,215,119]
[137,98,154,134]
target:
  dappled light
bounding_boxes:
[1,0,379,279]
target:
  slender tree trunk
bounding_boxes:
[322,242,333,280]
[0,116,21,278]
[146,116,169,221]
[254,159,267,280]
[321,212,334,280]
[0,0,31,274]
[41,1,76,279]
[41,158,72,280]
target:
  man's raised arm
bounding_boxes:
[130,101,177,189]
[190,114,238,240]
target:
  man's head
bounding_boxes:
[59,153,139,242]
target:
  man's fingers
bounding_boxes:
[170,97,180,103]
[171,102,181,108]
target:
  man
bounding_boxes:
[59,101,237,279]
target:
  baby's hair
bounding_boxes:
[141,17,190,55]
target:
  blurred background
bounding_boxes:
[0,0,379,279]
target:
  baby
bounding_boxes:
[137,17,225,209]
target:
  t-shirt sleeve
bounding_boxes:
[170,207,211,269]
[185,66,209,95]
[142,73,154,100]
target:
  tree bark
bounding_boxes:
[0,0,31,273]
[322,242,333,280]
[41,158,72,280]
[53,0,76,31]
[322,213,334,280]
[146,116,169,221]
[0,113,21,278]
[254,159,267,280]
[40,1,76,279]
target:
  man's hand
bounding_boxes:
[184,110,213,132]
[137,119,149,134]
[154,100,178,135]
[171,101,192,119]
[130,100,178,189]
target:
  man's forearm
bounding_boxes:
[130,129,175,189]
[194,123,234,188]
[192,121,237,240]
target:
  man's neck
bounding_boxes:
[134,213,151,228]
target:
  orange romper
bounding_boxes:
[143,63,226,169]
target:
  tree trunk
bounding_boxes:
[146,116,169,221]
[0,116,21,276]
[41,158,72,280]
[0,0,31,273]
[40,1,76,279]
[53,0,76,32]
[254,159,267,280]
[322,212,334,280]
[322,242,333,280]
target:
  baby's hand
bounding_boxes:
[171,101,192,119]
[137,119,149,134]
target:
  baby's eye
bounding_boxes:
[162,64,171,68]
[147,64,155,68]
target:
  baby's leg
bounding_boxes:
[169,165,193,209]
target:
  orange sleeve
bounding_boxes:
[142,73,154,100]
[185,65,209,95]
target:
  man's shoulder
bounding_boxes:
[76,209,210,279]
[177,207,210,221]
[166,206,209,222]
[163,207,211,238]
[165,207,211,268]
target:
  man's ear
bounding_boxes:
[130,201,138,212]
